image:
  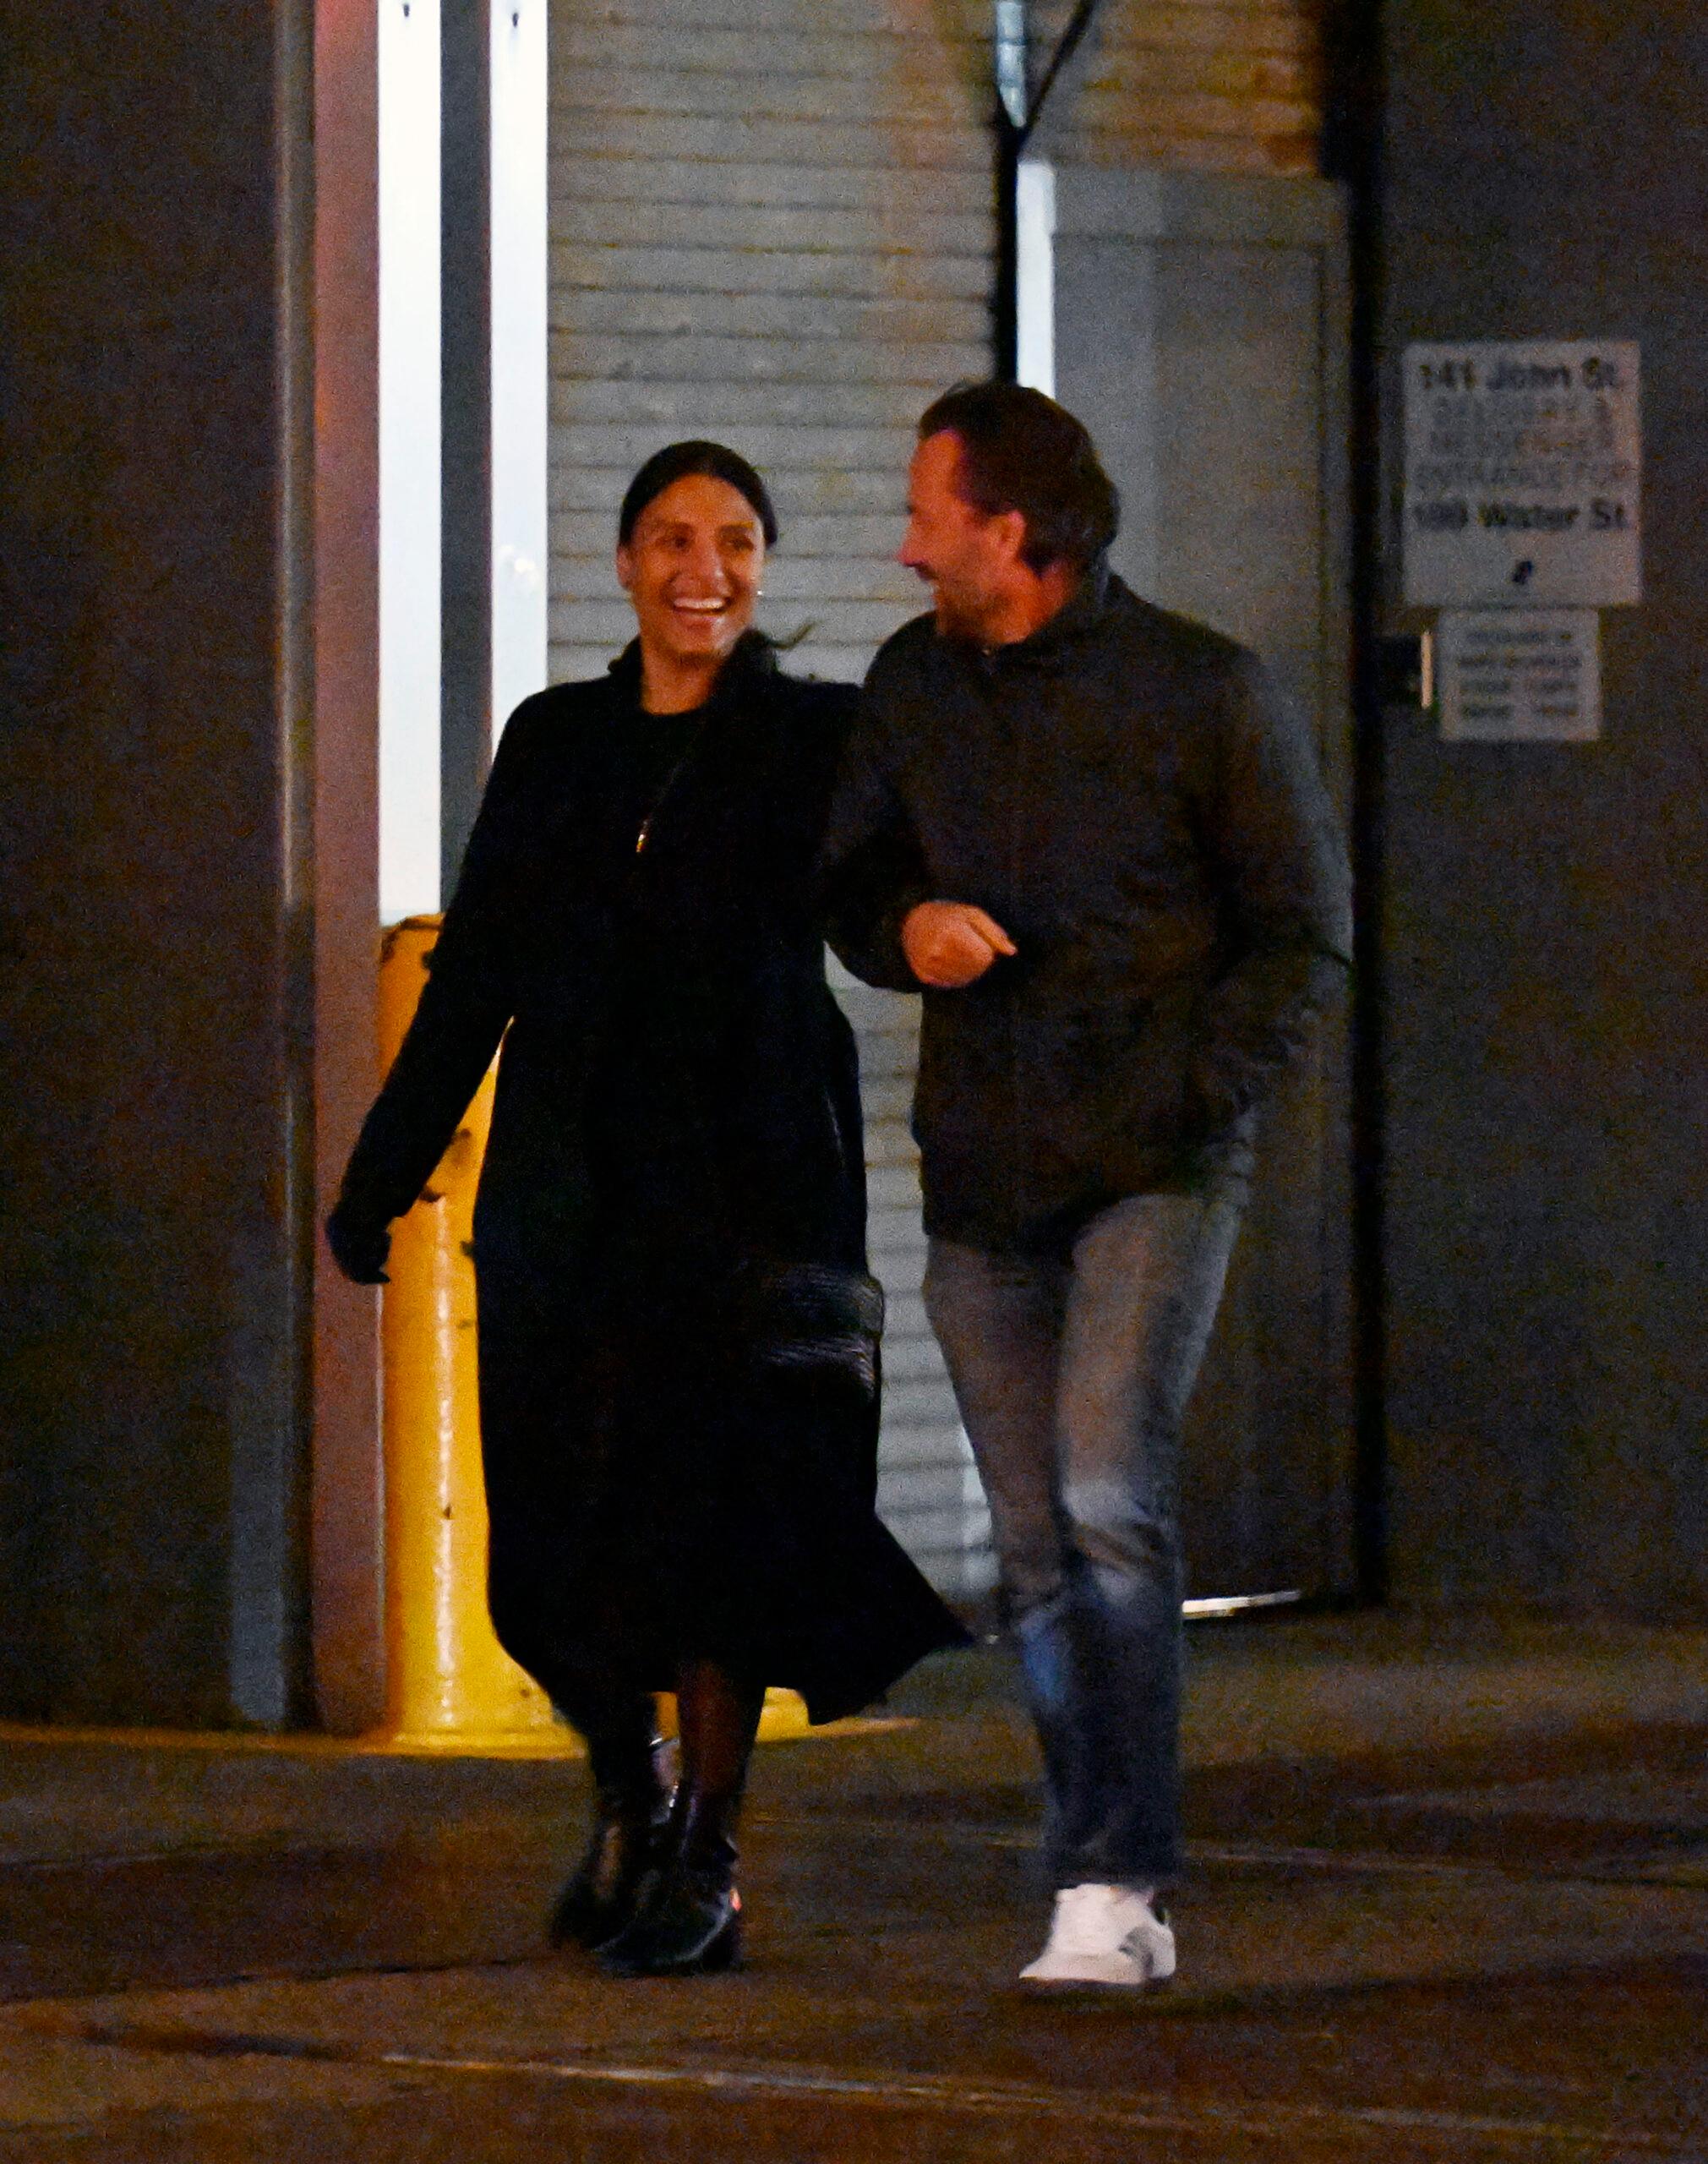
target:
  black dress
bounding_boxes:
[335,634,968,1724]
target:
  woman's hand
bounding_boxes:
[325,1202,392,1285]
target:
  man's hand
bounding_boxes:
[901,900,1018,989]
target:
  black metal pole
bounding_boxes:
[993,107,1022,382]
[990,0,1104,385]
[1322,0,1389,1606]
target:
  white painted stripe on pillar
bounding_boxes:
[378,0,443,921]
[1016,158,1056,398]
[491,0,549,740]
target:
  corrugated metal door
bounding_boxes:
[546,0,995,1593]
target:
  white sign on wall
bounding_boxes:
[1403,341,1640,608]
[1438,609,1601,742]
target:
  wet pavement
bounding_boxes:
[0,1613,1704,2160]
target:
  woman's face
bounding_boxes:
[616,473,766,681]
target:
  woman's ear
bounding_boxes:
[614,544,635,593]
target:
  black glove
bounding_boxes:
[325,1200,392,1285]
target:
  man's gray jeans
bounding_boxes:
[923,1178,1246,1888]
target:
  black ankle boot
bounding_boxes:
[548,1734,674,1952]
[597,1788,742,1976]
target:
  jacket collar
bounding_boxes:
[606,627,779,711]
[944,554,1115,676]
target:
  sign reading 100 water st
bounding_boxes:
[1403,341,1641,607]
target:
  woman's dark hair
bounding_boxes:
[617,440,779,548]
[917,382,1118,572]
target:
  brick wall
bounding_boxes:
[1029,0,1323,176]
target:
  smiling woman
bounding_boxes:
[325,439,968,1981]
[614,446,772,714]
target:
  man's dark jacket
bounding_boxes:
[816,563,1353,1251]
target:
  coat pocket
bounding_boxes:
[1067,987,1199,1186]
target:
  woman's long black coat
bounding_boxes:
[336,636,965,1724]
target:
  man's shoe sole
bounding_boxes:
[1018,1956,1175,1988]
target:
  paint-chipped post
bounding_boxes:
[373,916,569,1751]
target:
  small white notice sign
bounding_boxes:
[1438,609,1601,742]
[1404,341,1640,607]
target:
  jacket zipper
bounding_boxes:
[634,734,703,855]
[1005,663,1026,1231]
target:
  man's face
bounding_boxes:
[898,430,1020,641]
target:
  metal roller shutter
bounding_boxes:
[548,0,995,1598]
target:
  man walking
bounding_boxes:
[818,383,1351,1987]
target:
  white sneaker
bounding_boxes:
[1018,1883,1176,1987]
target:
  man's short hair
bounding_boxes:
[918,383,1119,573]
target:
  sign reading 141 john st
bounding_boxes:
[1403,341,1641,607]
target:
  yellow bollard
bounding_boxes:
[368,915,815,1751]
[370,917,570,1751]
